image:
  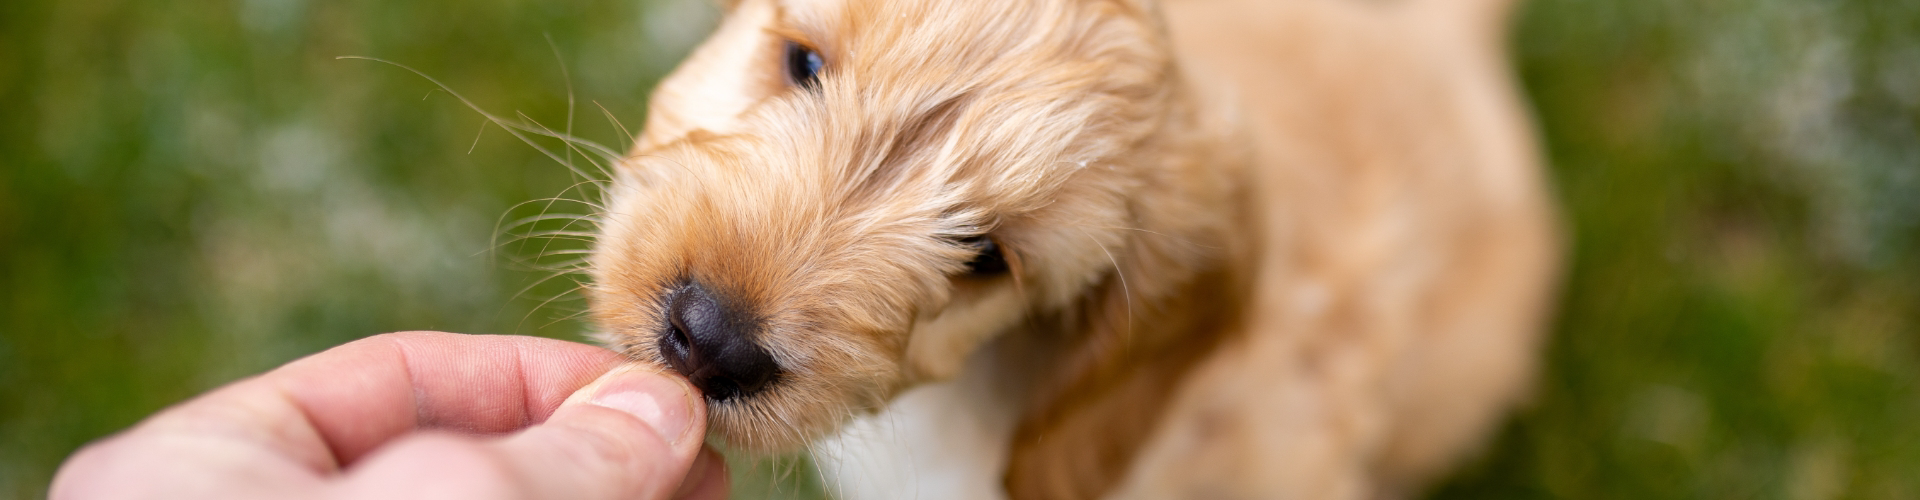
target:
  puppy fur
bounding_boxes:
[588,0,1558,498]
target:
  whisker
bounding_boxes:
[1077,227,1134,346]
[503,180,609,260]
[541,301,597,330]
[509,266,595,306]
[526,248,597,259]
[499,194,610,214]
[516,275,591,334]
[510,229,602,240]
[1069,221,1221,251]
[335,56,609,182]
[495,234,598,253]
[513,110,621,178]
[338,55,623,294]
[468,119,489,154]
[544,33,579,186]
[488,196,607,251]
[502,118,619,265]
[497,212,601,233]
[594,100,636,148]
[496,254,593,274]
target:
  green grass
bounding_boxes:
[1434,1,1920,498]
[1,0,1915,498]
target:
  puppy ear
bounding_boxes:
[1004,268,1243,499]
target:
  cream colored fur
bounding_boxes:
[588,0,1559,498]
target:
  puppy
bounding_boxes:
[588,0,1558,498]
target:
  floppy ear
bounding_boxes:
[1003,263,1245,499]
[1001,182,1243,499]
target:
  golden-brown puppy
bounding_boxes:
[588,0,1558,498]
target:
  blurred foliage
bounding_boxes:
[0,0,1915,499]
[0,0,708,495]
[1435,0,1920,498]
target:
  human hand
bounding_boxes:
[50,331,727,500]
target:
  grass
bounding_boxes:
[1,0,1915,498]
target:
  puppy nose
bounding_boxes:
[658,283,779,400]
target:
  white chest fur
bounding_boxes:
[811,339,1038,500]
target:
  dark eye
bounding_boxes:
[959,236,1009,276]
[785,41,824,90]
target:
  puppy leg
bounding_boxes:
[1108,312,1392,500]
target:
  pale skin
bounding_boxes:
[49,331,728,500]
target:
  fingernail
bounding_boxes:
[587,368,697,444]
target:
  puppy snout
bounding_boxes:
[659,282,779,401]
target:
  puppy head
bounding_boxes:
[591,0,1177,452]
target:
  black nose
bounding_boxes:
[658,282,779,400]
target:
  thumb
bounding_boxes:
[495,364,710,499]
[336,365,711,500]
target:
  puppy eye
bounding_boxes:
[958,236,1009,276]
[784,41,824,90]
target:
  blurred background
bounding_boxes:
[1,0,1915,498]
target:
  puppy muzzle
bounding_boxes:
[658,281,780,401]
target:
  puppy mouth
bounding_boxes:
[656,281,782,401]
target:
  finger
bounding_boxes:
[266,332,627,464]
[51,429,328,500]
[495,366,706,499]
[65,331,625,484]
[320,433,523,500]
[332,365,708,500]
